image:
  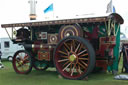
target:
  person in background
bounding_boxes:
[0,50,4,68]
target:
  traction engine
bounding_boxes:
[1,13,124,80]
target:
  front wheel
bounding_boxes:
[12,50,33,74]
[54,36,95,80]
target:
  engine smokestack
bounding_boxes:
[28,0,37,20]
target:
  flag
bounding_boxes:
[113,6,116,13]
[44,3,53,13]
[106,0,112,13]
[106,0,116,13]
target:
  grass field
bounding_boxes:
[0,60,128,85]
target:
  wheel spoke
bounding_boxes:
[78,58,88,60]
[58,50,68,55]
[77,49,87,56]
[23,55,29,61]
[64,42,70,51]
[24,63,29,67]
[16,62,20,66]
[18,54,23,60]
[76,65,81,74]
[25,54,28,57]
[58,59,69,62]
[80,60,88,67]
[25,60,30,63]
[17,64,22,68]
[72,40,76,51]
[71,64,76,76]
[79,53,88,57]
[69,63,73,73]
[63,61,70,67]
[75,44,80,53]
[60,56,68,58]
[78,65,82,74]
[71,43,73,52]
[78,44,83,53]
[64,46,69,53]
[16,58,20,63]
[76,65,79,74]
[78,62,86,69]
[16,59,22,66]
[63,63,71,71]
[20,66,24,71]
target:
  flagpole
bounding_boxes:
[52,3,55,19]
[111,0,113,13]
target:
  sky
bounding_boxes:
[0,0,128,38]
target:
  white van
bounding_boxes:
[0,38,24,60]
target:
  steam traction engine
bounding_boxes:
[1,13,123,80]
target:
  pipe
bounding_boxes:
[28,0,37,20]
[23,44,54,51]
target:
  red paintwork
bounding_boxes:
[38,51,50,61]
[96,60,108,71]
[95,36,116,70]
[99,36,116,57]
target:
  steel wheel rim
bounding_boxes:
[55,38,90,79]
[13,51,31,74]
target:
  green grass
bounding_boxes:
[0,60,128,85]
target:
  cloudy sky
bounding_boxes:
[0,0,128,38]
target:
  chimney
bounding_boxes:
[28,0,37,20]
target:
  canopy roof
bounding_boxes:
[1,13,124,28]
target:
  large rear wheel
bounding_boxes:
[12,50,33,74]
[54,36,95,80]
